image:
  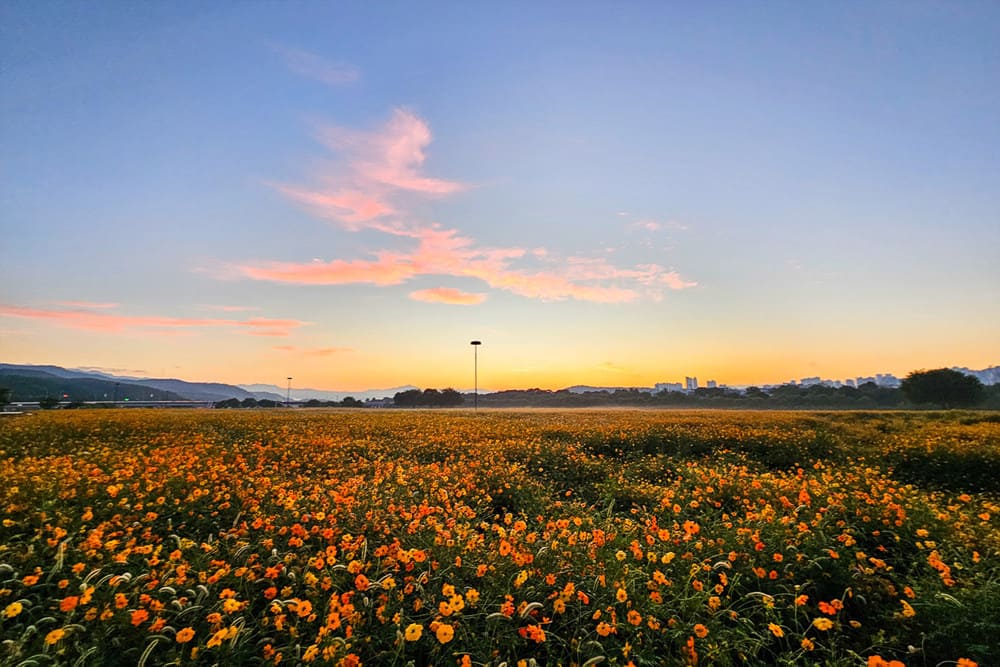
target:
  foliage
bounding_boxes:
[37,396,60,409]
[393,387,465,407]
[1,410,996,666]
[901,368,985,408]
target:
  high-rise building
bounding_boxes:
[655,382,684,393]
[706,380,717,389]
[685,376,698,391]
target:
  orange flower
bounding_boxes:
[768,623,784,638]
[435,623,454,644]
[693,623,709,638]
[812,617,833,631]
[596,621,615,637]
[404,623,422,641]
[627,609,642,626]
[45,628,66,645]
[130,608,150,626]
[176,627,195,643]
[59,596,79,612]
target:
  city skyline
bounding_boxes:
[2,4,998,390]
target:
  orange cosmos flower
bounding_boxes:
[176,627,195,643]
[693,623,709,638]
[435,623,454,643]
[45,628,66,645]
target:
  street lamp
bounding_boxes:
[470,340,482,411]
[286,377,293,407]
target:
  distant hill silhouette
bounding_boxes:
[0,369,185,402]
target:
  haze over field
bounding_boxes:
[2,3,998,391]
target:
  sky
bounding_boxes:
[2,2,998,391]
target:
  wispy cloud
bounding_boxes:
[316,109,466,196]
[0,304,308,336]
[410,287,487,305]
[237,109,697,304]
[627,218,689,233]
[234,225,694,302]
[276,46,360,86]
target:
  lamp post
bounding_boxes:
[470,340,481,411]
[286,377,293,407]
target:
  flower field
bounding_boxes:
[1,409,997,666]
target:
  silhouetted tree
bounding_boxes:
[440,388,464,406]
[0,387,11,407]
[901,369,984,408]
[393,389,422,407]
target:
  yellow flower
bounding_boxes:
[45,628,66,645]
[616,588,628,603]
[3,602,23,619]
[404,623,422,641]
[900,600,916,618]
[812,617,834,631]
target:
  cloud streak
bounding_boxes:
[234,225,694,303]
[0,304,308,336]
[240,109,697,304]
[410,287,487,305]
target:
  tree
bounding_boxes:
[900,368,984,408]
[39,396,60,409]
[393,389,422,407]
[0,387,11,407]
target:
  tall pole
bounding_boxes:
[470,340,481,411]
[286,377,293,407]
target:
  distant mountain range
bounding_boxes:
[1,362,997,404]
[0,364,414,403]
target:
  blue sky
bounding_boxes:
[2,2,998,389]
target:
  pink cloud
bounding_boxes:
[277,46,359,86]
[274,185,396,225]
[410,287,487,305]
[233,224,695,303]
[240,108,698,304]
[0,305,308,336]
[318,109,466,195]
